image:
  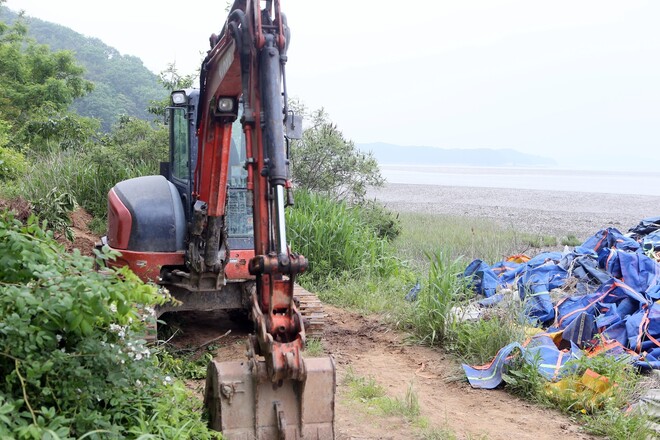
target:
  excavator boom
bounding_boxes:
[199,1,336,438]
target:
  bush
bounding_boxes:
[0,146,27,181]
[0,213,217,439]
[355,198,401,241]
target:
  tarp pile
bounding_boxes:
[462,216,660,389]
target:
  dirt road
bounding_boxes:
[170,305,595,440]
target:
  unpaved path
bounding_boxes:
[168,305,595,440]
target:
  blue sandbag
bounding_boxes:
[518,262,567,324]
[463,259,500,297]
[464,335,582,389]
[524,335,582,381]
[582,228,640,254]
[463,342,523,389]
[602,249,660,293]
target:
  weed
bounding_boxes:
[419,425,458,440]
[378,382,421,421]
[405,251,471,347]
[304,338,324,357]
[0,213,217,438]
[158,350,213,381]
[523,234,558,248]
[582,407,653,440]
[502,351,549,404]
[287,191,403,284]
[33,188,77,241]
[561,234,582,247]
[343,368,386,401]
[394,212,535,269]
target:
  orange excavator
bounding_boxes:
[99,1,336,437]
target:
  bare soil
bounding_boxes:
[166,305,596,440]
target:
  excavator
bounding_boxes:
[99,1,336,438]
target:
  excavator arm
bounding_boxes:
[199,1,336,438]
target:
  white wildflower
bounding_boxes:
[109,303,117,313]
[55,334,62,342]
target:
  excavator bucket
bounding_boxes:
[205,356,336,439]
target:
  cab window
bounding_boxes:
[171,107,189,180]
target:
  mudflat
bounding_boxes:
[368,183,660,240]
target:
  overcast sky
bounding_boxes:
[5,0,660,171]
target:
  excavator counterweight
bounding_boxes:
[101,1,336,438]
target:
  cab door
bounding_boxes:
[169,106,193,221]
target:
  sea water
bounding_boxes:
[379,165,660,197]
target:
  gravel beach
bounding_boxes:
[368,183,660,241]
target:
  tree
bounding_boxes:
[0,9,95,152]
[289,107,384,202]
[147,62,197,119]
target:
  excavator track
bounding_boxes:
[294,284,326,340]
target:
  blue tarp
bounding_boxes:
[462,218,660,388]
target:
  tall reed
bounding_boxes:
[286,191,402,284]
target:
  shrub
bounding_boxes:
[0,213,217,439]
[0,146,27,181]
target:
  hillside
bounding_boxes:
[0,7,165,131]
[358,142,556,167]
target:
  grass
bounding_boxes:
[343,369,420,421]
[561,234,582,247]
[303,338,324,357]
[343,369,464,438]
[19,147,156,219]
[394,212,566,272]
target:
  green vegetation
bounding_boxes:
[395,212,561,270]
[287,191,403,283]
[343,369,420,421]
[561,234,582,247]
[0,214,218,438]
[343,369,461,438]
[303,338,324,357]
[297,199,650,438]
[0,6,167,131]
[290,106,383,202]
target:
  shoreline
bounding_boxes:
[367,182,660,240]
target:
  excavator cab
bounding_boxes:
[167,89,254,249]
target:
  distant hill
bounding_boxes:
[0,8,165,131]
[357,142,556,167]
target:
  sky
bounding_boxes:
[5,0,660,171]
